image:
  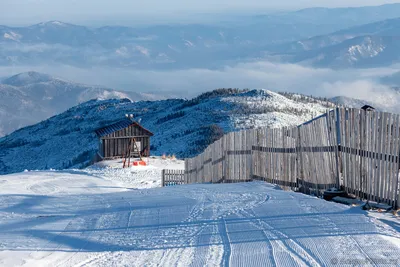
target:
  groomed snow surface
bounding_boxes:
[1,157,400,266]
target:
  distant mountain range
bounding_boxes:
[0,71,162,137]
[1,4,400,69]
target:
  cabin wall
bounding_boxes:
[102,137,150,158]
[98,123,152,159]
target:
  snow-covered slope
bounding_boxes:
[0,89,335,175]
[292,35,400,68]
[0,170,399,266]
[0,71,162,137]
[222,90,333,129]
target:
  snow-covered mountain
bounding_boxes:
[0,89,336,175]
[0,71,161,137]
[291,35,400,68]
[263,17,400,68]
[270,17,400,54]
[1,4,400,69]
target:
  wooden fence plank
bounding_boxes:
[392,115,400,207]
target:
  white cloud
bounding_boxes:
[0,61,399,101]
[321,80,400,108]
[3,43,72,53]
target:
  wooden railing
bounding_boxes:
[161,169,185,187]
[182,108,400,209]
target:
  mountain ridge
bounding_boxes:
[0,71,164,137]
[0,88,336,175]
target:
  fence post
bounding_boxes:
[161,169,165,187]
[250,129,254,180]
[396,151,400,209]
[297,125,304,190]
[184,159,188,184]
[335,107,341,189]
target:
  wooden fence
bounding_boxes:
[161,169,185,187]
[180,107,400,208]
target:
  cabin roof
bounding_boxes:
[361,105,375,111]
[95,119,154,137]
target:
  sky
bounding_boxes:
[1,0,400,25]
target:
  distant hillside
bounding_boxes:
[293,36,400,68]
[0,71,162,137]
[0,89,336,175]
[330,96,374,109]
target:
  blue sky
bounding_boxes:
[1,0,399,25]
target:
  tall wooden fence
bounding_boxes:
[182,108,400,208]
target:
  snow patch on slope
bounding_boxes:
[346,37,385,63]
[3,31,22,42]
[222,90,332,129]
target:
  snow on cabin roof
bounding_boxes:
[95,119,153,137]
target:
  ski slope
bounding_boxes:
[0,160,400,266]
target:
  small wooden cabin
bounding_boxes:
[95,119,153,159]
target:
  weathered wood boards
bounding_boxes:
[251,127,297,188]
[337,108,400,207]
[297,113,338,196]
[180,107,400,208]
